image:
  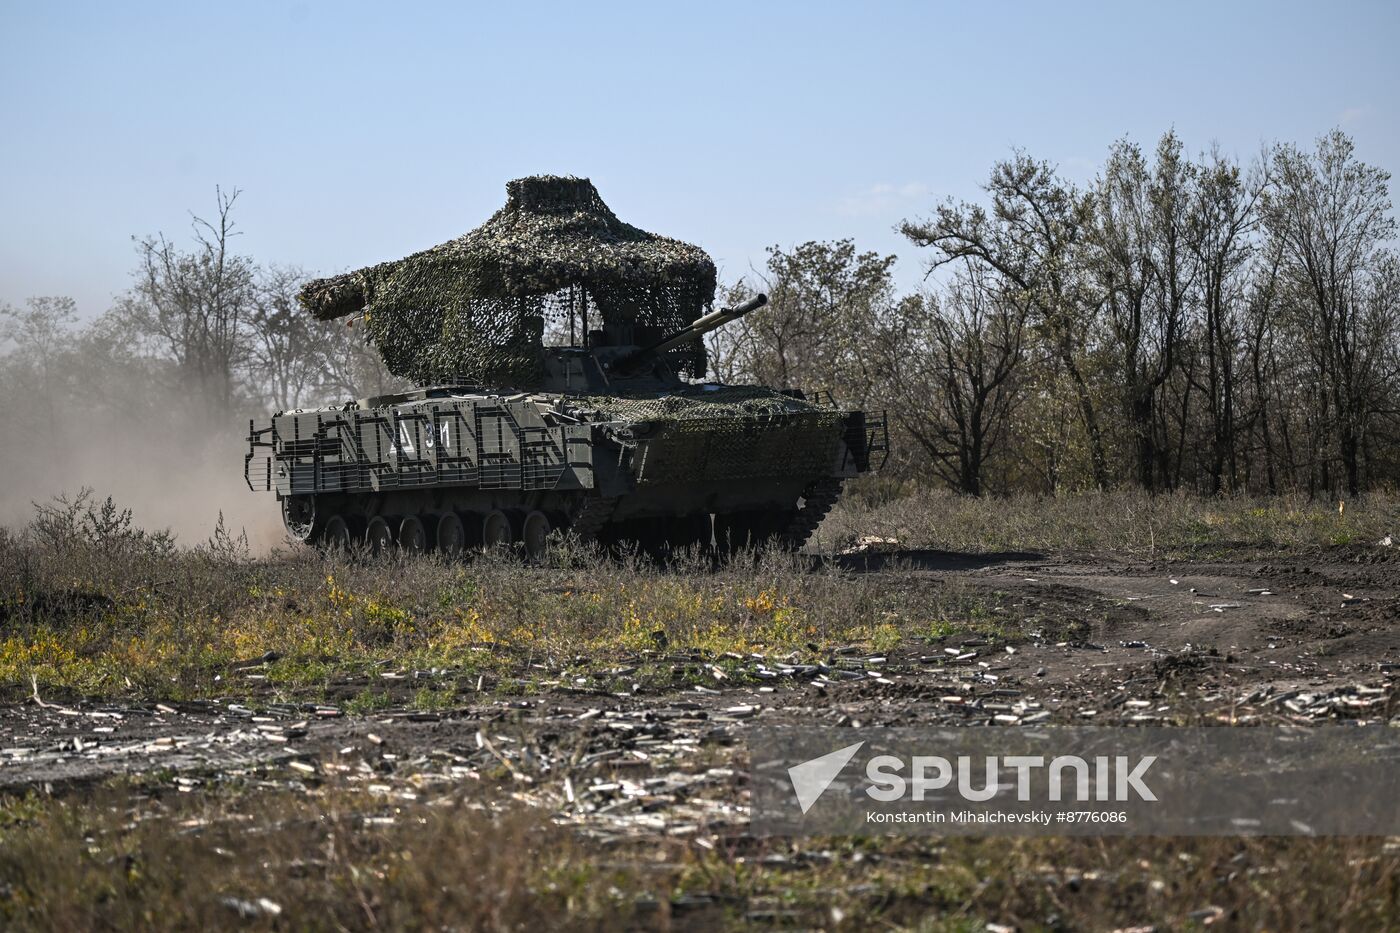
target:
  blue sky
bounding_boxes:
[2,0,1397,316]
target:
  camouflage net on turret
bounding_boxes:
[297,176,716,388]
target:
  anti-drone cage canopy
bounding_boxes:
[297,175,718,387]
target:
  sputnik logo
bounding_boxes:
[787,741,865,814]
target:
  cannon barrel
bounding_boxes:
[617,294,768,370]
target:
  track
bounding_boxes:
[780,478,845,549]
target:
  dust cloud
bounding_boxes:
[0,405,288,552]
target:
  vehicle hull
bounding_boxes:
[246,386,886,552]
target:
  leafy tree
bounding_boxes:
[708,239,895,402]
[900,155,1110,488]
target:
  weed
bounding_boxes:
[345,689,393,714]
[412,685,458,710]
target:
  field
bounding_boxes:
[0,489,1397,930]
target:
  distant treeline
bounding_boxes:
[713,129,1399,497]
[3,130,1397,499]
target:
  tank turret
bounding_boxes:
[538,294,769,395]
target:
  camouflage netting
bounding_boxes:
[298,176,717,387]
[570,385,831,423]
[569,387,845,485]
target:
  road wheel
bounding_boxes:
[366,516,394,555]
[321,515,351,553]
[399,515,427,553]
[282,496,317,543]
[482,509,513,549]
[522,511,551,559]
[436,512,466,557]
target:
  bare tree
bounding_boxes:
[1262,131,1398,495]
[1188,146,1265,493]
[870,271,1027,494]
[119,187,255,416]
[0,296,79,432]
[230,260,405,411]
[5,129,1398,502]
[1089,133,1197,491]
[314,316,408,403]
[246,265,323,411]
[0,295,77,363]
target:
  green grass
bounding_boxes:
[345,688,395,714]
[411,685,459,710]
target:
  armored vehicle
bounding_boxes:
[244,176,886,555]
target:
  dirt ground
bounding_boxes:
[4,546,1394,802]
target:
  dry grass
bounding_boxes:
[2,491,1399,930]
[0,514,1013,704]
[0,780,631,932]
[0,777,1395,931]
[0,542,920,701]
[819,482,1400,555]
[2,488,1396,703]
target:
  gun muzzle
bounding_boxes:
[728,294,769,317]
